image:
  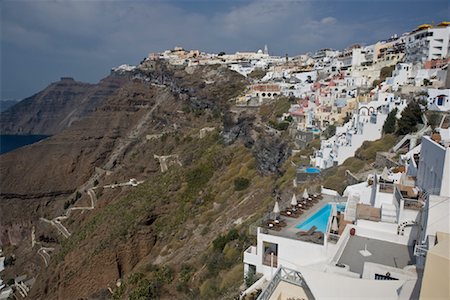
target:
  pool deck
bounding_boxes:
[264,195,342,240]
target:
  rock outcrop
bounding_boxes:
[253,135,291,175]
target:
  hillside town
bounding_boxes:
[1,20,450,300]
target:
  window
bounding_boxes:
[262,242,278,267]
[437,95,444,106]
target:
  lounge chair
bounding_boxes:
[266,221,282,231]
[296,225,317,237]
[282,209,299,217]
[274,218,287,227]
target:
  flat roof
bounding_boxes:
[338,235,416,274]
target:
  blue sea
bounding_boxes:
[0,135,50,155]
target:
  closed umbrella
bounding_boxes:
[290,194,298,206]
[302,189,309,199]
[332,203,337,217]
[273,201,280,219]
[331,216,339,233]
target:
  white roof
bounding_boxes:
[300,267,405,300]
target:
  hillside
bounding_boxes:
[0,75,128,135]
[2,61,280,299]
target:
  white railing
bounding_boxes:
[414,244,428,257]
[256,266,315,300]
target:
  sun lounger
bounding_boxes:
[281,211,295,218]
[266,221,282,231]
[296,225,317,237]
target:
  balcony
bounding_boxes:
[394,185,424,211]
[244,246,259,266]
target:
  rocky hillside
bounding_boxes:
[1,60,298,299]
[0,75,128,135]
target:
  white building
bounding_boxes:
[405,23,450,63]
[313,94,407,169]
[386,63,413,91]
[416,135,450,197]
[243,182,424,299]
[427,88,450,111]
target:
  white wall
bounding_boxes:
[244,228,328,279]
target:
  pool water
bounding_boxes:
[305,167,320,174]
[295,203,346,233]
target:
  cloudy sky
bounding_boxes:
[1,0,449,100]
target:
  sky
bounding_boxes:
[1,0,449,100]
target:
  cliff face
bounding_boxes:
[0,75,128,135]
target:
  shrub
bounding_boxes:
[427,112,441,129]
[234,177,250,191]
[176,264,195,292]
[383,108,398,134]
[129,278,159,300]
[220,264,243,290]
[199,278,220,299]
[247,69,267,80]
[323,124,336,139]
[154,265,174,284]
[397,101,422,135]
[212,228,239,252]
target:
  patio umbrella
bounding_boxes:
[302,188,309,199]
[331,216,339,233]
[293,179,297,188]
[381,167,390,181]
[273,201,280,219]
[290,194,298,206]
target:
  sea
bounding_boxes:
[0,135,50,155]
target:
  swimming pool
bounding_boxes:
[295,203,346,233]
[305,167,320,174]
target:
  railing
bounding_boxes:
[327,233,340,244]
[403,198,423,210]
[414,244,428,257]
[257,267,315,300]
[379,182,394,193]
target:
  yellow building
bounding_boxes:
[420,232,450,300]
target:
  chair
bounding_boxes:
[296,226,317,237]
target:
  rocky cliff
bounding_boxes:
[0,75,128,135]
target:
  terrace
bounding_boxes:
[337,235,416,275]
[394,184,424,211]
[258,193,348,244]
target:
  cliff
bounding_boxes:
[0,75,128,135]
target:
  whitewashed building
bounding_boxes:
[427,88,450,111]
[312,94,407,169]
[405,22,450,63]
